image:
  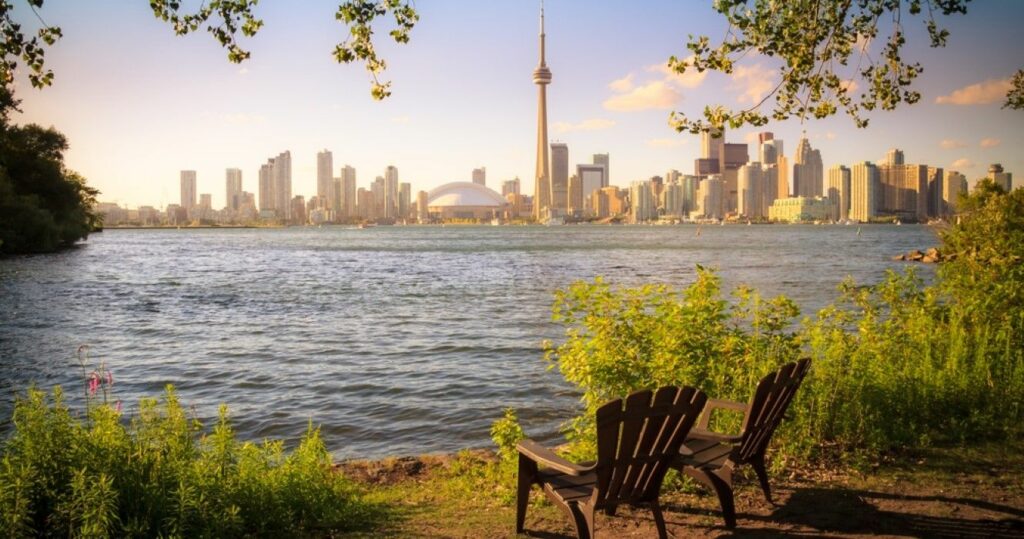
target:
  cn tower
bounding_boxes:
[533,1,552,221]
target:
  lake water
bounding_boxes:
[0,224,937,459]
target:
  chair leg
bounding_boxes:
[684,466,737,529]
[516,454,537,533]
[568,503,594,539]
[651,500,668,539]
[750,453,773,505]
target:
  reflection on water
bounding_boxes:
[0,225,936,458]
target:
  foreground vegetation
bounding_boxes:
[0,386,380,537]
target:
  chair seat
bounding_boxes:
[678,437,733,470]
[538,469,598,504]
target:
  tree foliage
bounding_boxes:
[1005,68,1024,110]
[0,87,99,254]
[669,0,981,133]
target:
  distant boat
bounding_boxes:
[895,219,902,226]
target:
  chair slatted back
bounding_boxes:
[593,386,707,506]
[736,358,811,462]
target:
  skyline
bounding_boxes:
[9,1,1023,208]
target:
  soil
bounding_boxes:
[341,442,1024,538]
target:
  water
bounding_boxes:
[0,224,937,459]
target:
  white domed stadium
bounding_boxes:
[426,182,508,220]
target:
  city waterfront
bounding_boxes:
[0,224,937,459]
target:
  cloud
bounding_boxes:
[647,57,707,89]
[730,64,775,104]
[221,113,266,125]
[603,80,682,112]
[980,137,1001,148]
[391,115,411,124]
[935,78,1013,105]
[950,158,975,170]
[940,139,967,150]
[608,74,635,93]
[552,118,616,133]
[647,138,688,148]
[825,132,837,140]
[238,67,250,76]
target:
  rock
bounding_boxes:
[892,254,906,261]
[925,247,940,258]
[908,250,925,261]
[922,255,938,263]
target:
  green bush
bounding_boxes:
[0,386,380,537]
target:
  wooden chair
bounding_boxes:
[516,386,707,539]
[672,358,811,528]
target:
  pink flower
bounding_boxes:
[106,372,113,386]
[115,401,122,413]
[88,373,99,395]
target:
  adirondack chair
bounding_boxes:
[515,386,707,539]
[672,358,811,528]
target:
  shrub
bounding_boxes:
[0,386,380,537]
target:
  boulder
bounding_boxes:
[908,250,925,261]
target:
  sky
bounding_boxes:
[10,0,1024,209]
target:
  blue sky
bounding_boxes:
[12,0,1024,208]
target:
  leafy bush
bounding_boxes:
[544,268,801,457]
[0,386,380,537]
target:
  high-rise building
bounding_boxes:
[593,153,609,184]
[776,155,790,199]
[399,182,412,219]
[793,137,823,198]
[850,162,879,222]
[290,195,306,225]
[695,176,724,220]
[180,170,197,210]
[701,126,725,161]
[576,163,606,212]
[550,142,569,212]
[258,162,274,213]
[942,170,967,216]
[472,167,486,186]
[371,176,385,218]
[317,150,333,209]
[357,187,374,219]
[826,165,851,221]
[630,181,656,223]
[225,168,242,211]
[273,151,292,220]
[568,174,583,215]
[758,132,783,166]
[501,177,521,196]
[384,165,399,219]
[926,166,944,218]
[532,4,552,220]
[878,162,927,221]
[722,143,749,212]
[737,163,763,219]
[885,148,905,166]
[417,190,429,223]
[989,163,1013,191]
[681,175,700,216]
[661,181,685,217]
[199,193,212,210]
[340,165,357,218]
[760,164,780,217]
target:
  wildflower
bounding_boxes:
[107,371,113,386]
[88,372,100,395]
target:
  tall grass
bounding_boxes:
[0,386,380,537]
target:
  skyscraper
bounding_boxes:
[989,163,1013,191]
[550,142,568,212]
[532,4,552,220]
[879,162,927,221]
[258,162,274,213]
[927,166,944,218]
[316,150,333,210]
[701,126,725,161]
[630,180,656,223]
[850,162,879,222]
[568,174,583,215]
[826,165,851,221]
[384,165,399,219]
[576,163,606,212]
[737,163,763,219]
[593,153,609,184]
[472,167,486,186]
[180,170,197,210]
[399,182,411,219]
[417,190,429,223]
[943,170,967,216]
[273,151,292,220]
[885,148,905,166]
[502,178,521,196]
[695,176,724,220]
[793,136,823,198]
[341,165,357,218]
[225,168,242,211]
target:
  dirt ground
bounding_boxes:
[343,442,1024,538]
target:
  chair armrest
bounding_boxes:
[688,428,743,444]
[516,439,593,476]
[697,398,749,430]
